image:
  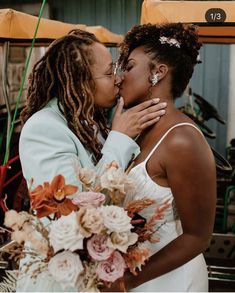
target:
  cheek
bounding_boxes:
[94,80,116,107]
[103,80,116,98]
[122,73,149,106]
[96,80,112,95]
[125,69,149,90]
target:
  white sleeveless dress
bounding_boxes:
[125,123,208,292]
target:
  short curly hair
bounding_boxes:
[119,23,202,99]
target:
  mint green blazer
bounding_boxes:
[19,98,140,189]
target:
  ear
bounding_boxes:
[153,63,169,81]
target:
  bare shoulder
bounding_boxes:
[163,123,214,166]
[165,124,208,149]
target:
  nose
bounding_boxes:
[114,74,123,87]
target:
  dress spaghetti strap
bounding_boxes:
[144,122,203,163]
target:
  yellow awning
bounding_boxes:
[141,0,235,43]
[86,26,123,45]
[0,9,123,45]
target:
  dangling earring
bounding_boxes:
[151,73,159,87]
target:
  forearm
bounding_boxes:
[97,130,140,172]
[126,233,210,290]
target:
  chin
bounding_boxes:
[119,92,133,108]
[119,93,128,108]
[122,98,136,109]
[107,99,118,109]
[123,100,129,109]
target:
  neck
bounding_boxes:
[150,87,175,109]
[141,92,178,138]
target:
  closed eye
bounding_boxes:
[106,71,113,76]
[126,65,133,72]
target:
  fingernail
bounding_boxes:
[162,102,167,107]
[161,110,166,115]
[152,98,160,103]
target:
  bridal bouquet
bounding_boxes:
[2,161,169,291]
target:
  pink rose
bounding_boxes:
[72,192,105,208]
[96,251,126,282]
[87,234,114,261]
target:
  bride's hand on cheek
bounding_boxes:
[112,97,167,138]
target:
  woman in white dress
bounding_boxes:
[108,23,216,291]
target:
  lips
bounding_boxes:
[118,88,123,96]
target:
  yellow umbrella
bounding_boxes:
[141,0,235,43]
[0,8,123,45]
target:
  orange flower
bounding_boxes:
[123,246,150,275]
[30,175,78,218]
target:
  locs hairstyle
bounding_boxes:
[21,29,109,162]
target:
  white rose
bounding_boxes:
[4,210,19,229]
[77,207,104,237]
[100,167,135,194]
[4,210,31,230]
[48,251,84,290]
[107,231,138,253]
[49,211,84,253]
[16,211,32,228]
[99,205,132,233]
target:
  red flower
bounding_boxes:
[30,175,78,218]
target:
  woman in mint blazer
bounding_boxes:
[17,30,166,291]
[19,96,141,189]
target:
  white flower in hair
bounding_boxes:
[196,53,201,63]
[159,36,180,48]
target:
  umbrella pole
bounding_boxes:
[1,41,11,162]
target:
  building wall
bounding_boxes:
[50,0,142,34]
[190,44,230,154]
